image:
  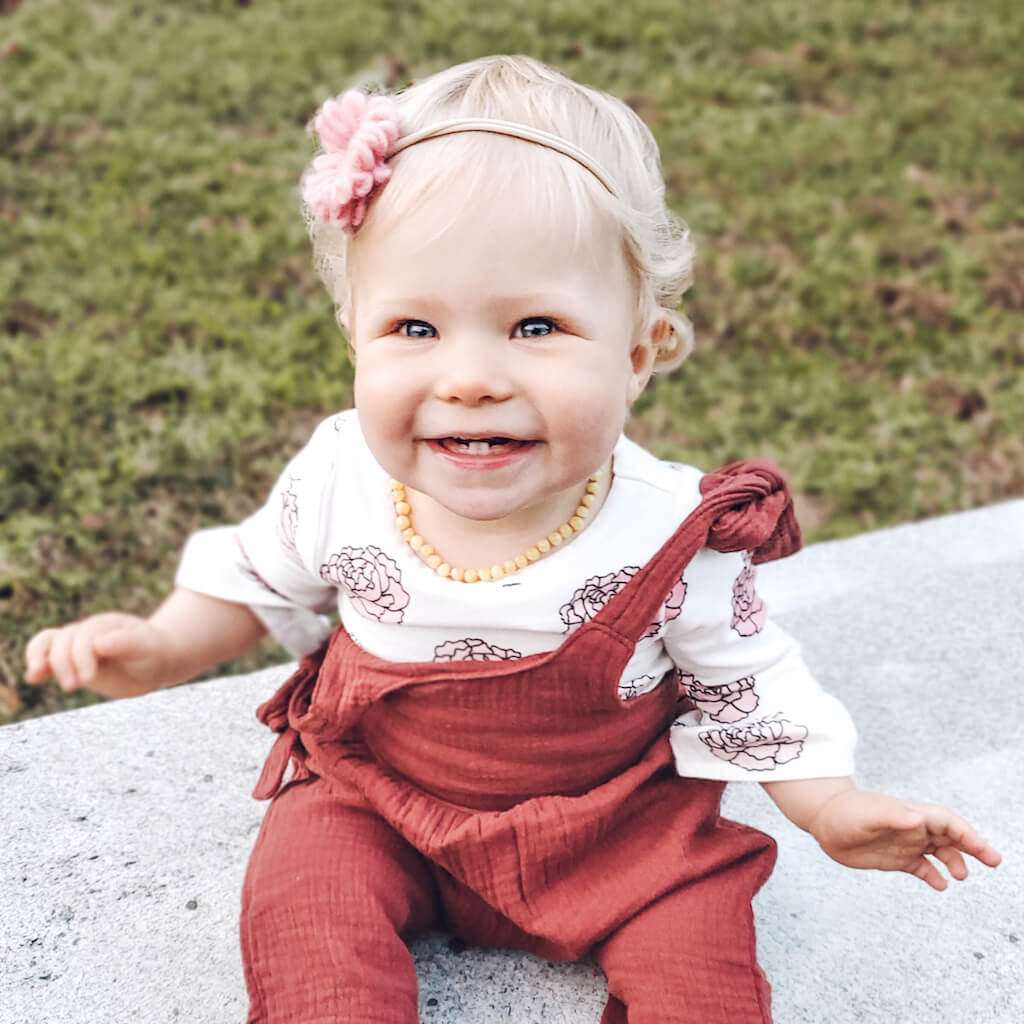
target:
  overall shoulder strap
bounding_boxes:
[596,459,802,643]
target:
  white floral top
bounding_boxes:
[176,410,856,782]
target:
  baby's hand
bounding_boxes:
[24,613,172,700]
[809,788,1003,891]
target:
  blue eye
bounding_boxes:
[514,317,557,338]
[397,320,437,338]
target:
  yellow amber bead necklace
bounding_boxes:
[389,472,602,582]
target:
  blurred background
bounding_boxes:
[1,0,1021,722]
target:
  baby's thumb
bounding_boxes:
[93,624,157,663]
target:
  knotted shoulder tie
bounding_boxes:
[698,458,801,563]
[594,458,801,644]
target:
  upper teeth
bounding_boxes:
[457,440,498,453]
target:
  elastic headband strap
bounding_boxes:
[388,118,619,197]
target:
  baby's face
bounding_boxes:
[346,179,656,537]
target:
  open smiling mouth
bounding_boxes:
[434,437,532,455]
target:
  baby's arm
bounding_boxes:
[25,413,360,698]
[24,588,266,699]
[762,777,1003,891]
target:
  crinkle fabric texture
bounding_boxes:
[242,463,796,1023]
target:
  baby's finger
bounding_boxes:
[952,836,1003,869]
[918,805,1003,866]
[947,825,1003,867]
[930,844,969,882]
[24,630,58,683]
[973,842,1003,868]
[70,624,101,687]
[46,626,79,692]
[908,856,948,892]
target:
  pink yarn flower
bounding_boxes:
[301,90,401,232]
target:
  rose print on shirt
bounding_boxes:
[619,674,657,701]
[678,672,759,723]
[319,545,410,624]
[559,566,640,632]
[642,572,688,639]
[278,476,300,554]
[731,552,766,637]
[696,712,807,771]
[433,638,522,662]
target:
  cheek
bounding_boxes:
[542,373,629,442]
[351,369,373,425]
[353,352,393,408]
[352,364,396,434]
[353,355,424,450]
[548,355,634,410]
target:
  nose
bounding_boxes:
[433,335,514,405]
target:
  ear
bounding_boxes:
[626,318,665,404]
[335,305,357,363]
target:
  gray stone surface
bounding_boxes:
[2,500,1022,1024]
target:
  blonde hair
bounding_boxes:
[305,55,695,370]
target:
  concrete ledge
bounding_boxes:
[3,501,1022,1023]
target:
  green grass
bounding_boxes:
[2,0,1022,722]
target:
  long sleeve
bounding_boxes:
[174,414,348,657]
[664,545,857,782]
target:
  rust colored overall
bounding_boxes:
[242,462,800,1024]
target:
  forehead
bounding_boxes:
[349,134,629,297]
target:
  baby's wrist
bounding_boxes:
[806,787,855,842]
[763,776,856,834]
[146,589,267,686]
[144,619,185,688]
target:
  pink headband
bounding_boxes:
[301,89,618,233]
